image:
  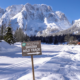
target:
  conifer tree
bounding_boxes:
[0,25,4,40]
[4,23,15,44]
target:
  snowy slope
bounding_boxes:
[0,3,71,36]
[0,41,80,80]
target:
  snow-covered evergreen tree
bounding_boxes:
[4,23,15,44]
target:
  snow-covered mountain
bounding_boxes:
[0,3,71,36]
[71,19,80,35]
[52,19,80,36]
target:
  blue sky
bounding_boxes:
[0,0,80,23]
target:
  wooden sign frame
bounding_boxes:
[21,41,42,56]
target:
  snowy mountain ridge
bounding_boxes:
[0,3,71,36]
[51,19,80,36]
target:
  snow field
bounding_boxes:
[0,41,80,80]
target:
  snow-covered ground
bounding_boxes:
[0,40,80,80]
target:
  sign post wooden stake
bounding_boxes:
[21,41,42,80]
[31,55,35,80]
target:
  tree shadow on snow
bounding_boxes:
[0,50,60,58]
[65,51,77,54]
[0,66,32,80]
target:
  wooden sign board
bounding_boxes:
[21,41,42,56]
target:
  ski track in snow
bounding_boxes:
[0,41,80,80]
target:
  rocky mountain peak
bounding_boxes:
[55,11,68,21]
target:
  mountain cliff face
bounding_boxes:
[0,3,71,36]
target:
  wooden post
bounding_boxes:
[31,55,35,80]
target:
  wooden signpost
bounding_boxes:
[21,41,42,80]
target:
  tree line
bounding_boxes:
[30,34,79,44]
[0,23,30,44]
[0,23,80,45]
